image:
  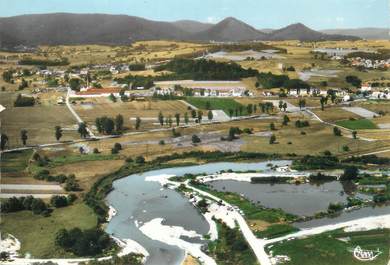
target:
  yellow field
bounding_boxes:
[74,98,190,132]
[241,121,387,156]
[0,93,79,147]
[312,107,361,122]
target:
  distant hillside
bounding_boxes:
[0,13,362,48]
[172,20,213,33]
[269,23,360,41]
[321,28,390,40]
[190,17,268,42]
[0,13,189,47]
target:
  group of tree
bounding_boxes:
[114,74,154,90]
[78,122,89,138]
[95,116,117,134]
[18,78,29,90]
[14,94,35,107]
[50,194,77,208]
[2,196,48,215]
[278,100,288,112]
[69,78,83,91]
[345,75,362,88]
[256,72,309,90]
[295,120,310,128]
[18,57,69,66]
[155,58,259,80]
[128,63,146,71]
[55,227,113,256]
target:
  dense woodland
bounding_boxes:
[155,59,259,80]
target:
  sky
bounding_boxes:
[0,0,389,29]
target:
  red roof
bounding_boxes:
[76,87,121,95]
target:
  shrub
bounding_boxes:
[50,195,69,208]
[14,94,35,107]
[192,134,201,144]
[135,156,145,164]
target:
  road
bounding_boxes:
[187,182,272,265]
[66,87,96,138]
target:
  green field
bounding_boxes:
[185,97,247,116]
[255,224,299,239]
[336,119,378,130]
[268,229,390,265]
[0,203,97,258]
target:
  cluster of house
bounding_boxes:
[152,86,249,97]
[349,57,390,69]
[361,83,390,99]
[69,86,152,99]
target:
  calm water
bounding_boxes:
[106,160,291,265]
[207,180,349,216]
[294,204,390,228]
[105,160,389,265]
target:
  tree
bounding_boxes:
[246,104,253,115]
[192,134,201,144]
[282,102,287,112]
[279,100,284,112]
[341,166,359,180]
[135,156,145,164]
[20,129,28,146]
[168,116,173,127]
[333,127,342,136]
[2,70,13,83]
[352,130,357,139]
[205,101,211,110]
[320,96,326,111]
[175,113,180,126]
[0,252,10,261]
[135,117,141,130]
[282,115,290,126]
[50,195,68,208]
[238,106,243,116]
[269,134,276,144]
[158,112,164,126]
[184,112,189,125]
[115,114,124,132]
[345,75,362,88]
[191,109,197,119]
[229,109,234,118]
[78,122,88,138]
[207,110,213,121]
[298,98,306,110]
[55,126,62,141]
[197,110,203,123]
[31,198,47,214]
[65,174,80,191]
[270,123,276,131]
[108,93,117,102]
[1,133,8,150]
[69,78,82,91]
[18,78,28,90]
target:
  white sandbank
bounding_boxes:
[139,218,216,265]
[107,205,117,222]
[265,214,390,245]
[198,172,308,183]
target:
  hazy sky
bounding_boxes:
[0,0,388,29]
